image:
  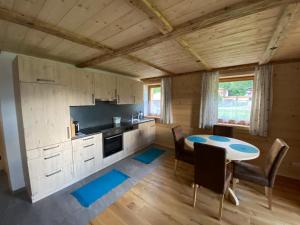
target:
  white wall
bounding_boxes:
[0,51,25,191]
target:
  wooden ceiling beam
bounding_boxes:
[77,0,300,68]
[125,0,211,70]
[0,6,113,53]
[0,6,172,75]
[125,0,173,34]
[260,3,300,64]
[125,55,175,75]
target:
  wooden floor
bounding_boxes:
[88,154,300,225]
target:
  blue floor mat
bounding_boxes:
[71,169,129,207]
[133,147,165,164]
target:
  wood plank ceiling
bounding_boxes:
[0,0,300,78]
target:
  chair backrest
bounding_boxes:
[172,126,185,158]
[264,138,289,186]
[213,125,233,138]
[194,143,227,194]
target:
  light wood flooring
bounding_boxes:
[88,153,300,225]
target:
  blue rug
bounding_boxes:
[71,169,129,207]
[133,147,165,164]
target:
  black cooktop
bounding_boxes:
[80,122,137,136]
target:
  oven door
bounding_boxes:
[103,134,123,158]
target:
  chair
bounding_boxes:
[193,143,232,220]
[232,138,289,210]
[171,126,194,174]
[213,125,233,138]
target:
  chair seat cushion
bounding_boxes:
[233,161,269,186]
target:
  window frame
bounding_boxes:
[147,84,161,117]
[218,74,254,128]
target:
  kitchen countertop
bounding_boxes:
[71,118,155,140]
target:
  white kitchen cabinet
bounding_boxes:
[16,55,68,85]
[123,129,140,157]
[94,73,117,101]
[133,81,144,104]
[27,141,73,202]
[72,134,103,180]
[69,69,95,106]
[20,82,71,150]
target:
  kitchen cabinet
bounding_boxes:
[138,121,156,147]
[16,55,68,85]
[94,73,117,101]
[123,129,140,157]
[72,134,103,180]
[133,81,144,104]
[116,77,144,105]
[116,76,135,104]
[27,141,73,202]
[20,82,71,150]
[69,69,95,106]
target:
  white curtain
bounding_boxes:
[250,64,273,137]
[160,77,173,124]
[199,71,219,129]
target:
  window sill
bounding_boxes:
[217,123,250,131]
[144,115,160,119]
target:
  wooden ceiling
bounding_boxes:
[0,0,300,78]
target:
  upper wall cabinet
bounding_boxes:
[133,81,144,104]
[116,77,135,104]
[69,69,95,106]
[116,77,144,105]
[94,73,117,101]
[17,55,68,85]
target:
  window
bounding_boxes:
[148,85,161,116]
[218,75,254,126]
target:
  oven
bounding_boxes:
[103,133,123,158]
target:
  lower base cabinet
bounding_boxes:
[27,141,74,202]
[72,133,103,180]
[26,121,155,202]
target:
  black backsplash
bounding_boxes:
[70,101,143,129]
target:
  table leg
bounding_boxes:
[227,187,239,206]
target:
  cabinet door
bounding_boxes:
[17,55,68,85]
[133,81,144,104]
[94,73,117,101]
[69,69,94,106]
[117,77,134,104]
[20,83,70,150]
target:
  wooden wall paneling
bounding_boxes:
[260,3,300,64]
[155,62,300,180]
[77,0,297,67]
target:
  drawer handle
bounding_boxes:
[45,169,61,177]
[43,145,60,151]
[36,78,55,83]
[44,153,60,160]
[84,157,95,163]
[83,137,94,141]
[83,144,94,148]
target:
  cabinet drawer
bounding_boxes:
[42,152,63,175]
[72,134,100,151]
[41,143,63,156]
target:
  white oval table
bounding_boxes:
[185,134,260,206]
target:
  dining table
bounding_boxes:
[185,134,260,206]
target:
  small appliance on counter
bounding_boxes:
[113,116,121,124]
[73,121,80,134]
